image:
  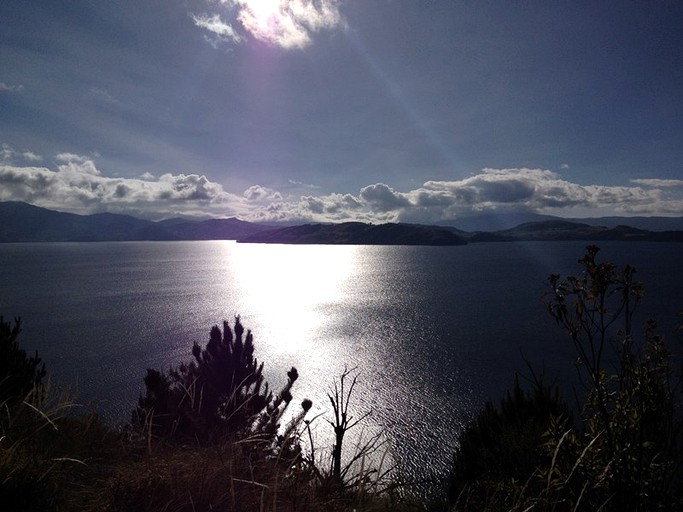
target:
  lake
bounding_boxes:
[1,240,682,485]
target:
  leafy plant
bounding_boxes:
[448,245,683,511]
[448,375,573,510]
[0,316,46,406]
[133,316,303,446]
[545,245,683,510]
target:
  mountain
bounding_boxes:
[239,222,467,245]
[0,201,170,241]
[569,216,683,231]
[0,202,268,242]
[443,212,683,232]
[1,201,682,244]
[480,220,683,242]
[160,218,273,240]
[443,212,557,232]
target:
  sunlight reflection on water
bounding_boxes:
[2,240,682,489]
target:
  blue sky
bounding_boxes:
[1,0,682,222]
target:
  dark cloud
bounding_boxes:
[359,183,411,211]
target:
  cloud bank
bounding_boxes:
[192,0,345,49]
[1,146,682,223]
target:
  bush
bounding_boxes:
[544,246,683,510]
[448,375,573,510]
[0,316,46,406]
[133,316,301,446]
[448,245,683,511]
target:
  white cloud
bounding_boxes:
[1,143,42,164]
[22,151,42,162]
[1,155,682,222]
[193,0,345,50]
[288,179,320,189]
[89,87,124,107]
[244,185,282,201]
[0,156,251,219]
[631,178,683,188]
[1,143,15,163]
[191,13,241,45]
[0,82,24,93]
[55,152,91,164]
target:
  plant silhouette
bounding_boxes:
[0,316,46,406]
[134,316,299,444]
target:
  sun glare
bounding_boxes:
[228,243,359,355]
[243,0,281,28]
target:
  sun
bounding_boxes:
[242,0,282,29]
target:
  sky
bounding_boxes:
[1,0,683,223]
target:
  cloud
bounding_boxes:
[0,154,251,219]
[244,185,282,201]
[1,154,682,222]
[88,87,124,107]
[191,13,241,45]
[193,0,345,50]
[0,82,24,93]
[631,178,683,188]
[359,183,411,211]
[55,153,91,164]
[1,143,42,164]
[22,151,42,162]
[288,179,320,189]
[1,144,15,163]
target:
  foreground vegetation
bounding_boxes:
[1,315,416,511]
[2,246,682,510]
[448,246,683,511]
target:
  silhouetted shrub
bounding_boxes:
[0,316,46,406]
[448,246,683,511]
[543,246,683,510]
[448,375,573,510]
[133,316,300,444]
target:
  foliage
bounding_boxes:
[133,316,300,445]
[0,380,129,511]
[448,245,683,511]
[544,245,683,510]
[448,375,573,510]
[0,316,46,406]
[1,315,422,512]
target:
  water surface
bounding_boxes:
[1,240,681,481]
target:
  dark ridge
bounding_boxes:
[1,201,682,244]
[239,222,467,246]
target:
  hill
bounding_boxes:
[444,212,683,232]
[239,222,468,245]
[472,220,683,242]
[1,201,682,244]
[0,202,269,242]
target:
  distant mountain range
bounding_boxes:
[440,212,683,232]
[0,201,272,242]
[1,201,682,244]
